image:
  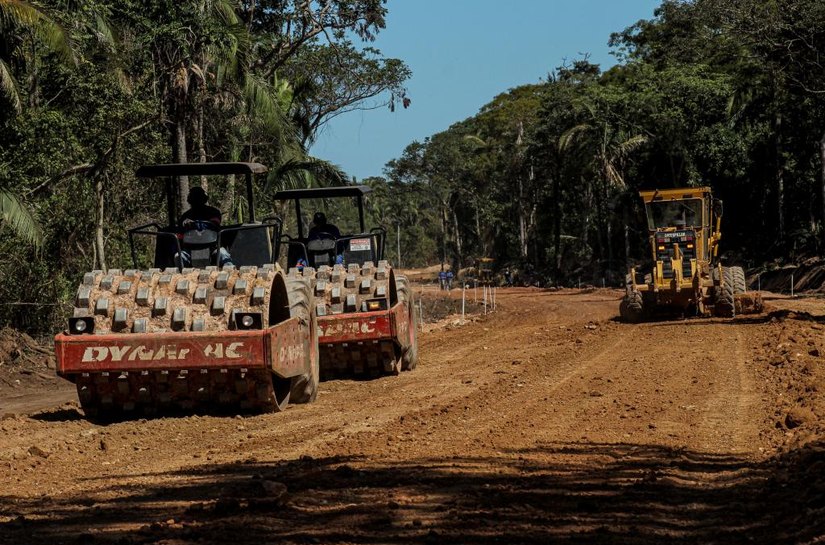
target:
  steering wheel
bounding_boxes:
[182,219,219,232]
[180,219,220,246]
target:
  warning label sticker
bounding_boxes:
[349,238,372,251]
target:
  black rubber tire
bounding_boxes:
[76,383,100,419]
[714,266,736,317]
[620,290,644,323]
[287,276,319,404]
[396,275,419,371]
[731,266,746,295]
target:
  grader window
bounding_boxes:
[646,199,704,230]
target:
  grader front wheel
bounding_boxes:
[620,290,645,323]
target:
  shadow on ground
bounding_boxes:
[2,440,825,544]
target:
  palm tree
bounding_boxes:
[0,189,40,246]
[560,102,648,276]
[0,1,72,247]
[0,0,72,112]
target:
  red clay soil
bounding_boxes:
[2,288,825,544]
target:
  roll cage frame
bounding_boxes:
[272,186,386,268]
[127,162,282,271]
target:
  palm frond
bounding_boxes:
[210,0,240,26]
[0,0,43,27]
[242,73,300,143]
[604,162,624,188]
[615,134,648,157]
[0,0,75,65]
[92,11,116,48]
[267,158,348,192]
[0,189,42,247]
[462,135,487,148]
[0,58,21,113]
[558,124,591,152]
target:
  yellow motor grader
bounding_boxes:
[620,187,761,322]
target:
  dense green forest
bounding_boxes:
[2,0,825,334]
[0,0,409,333]
[370,0,825,287]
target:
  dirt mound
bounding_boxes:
[396,264,449,283]
[0,328,56,390]
[755,258,825,294]
[418,290,485,324]
[748,311,825,451]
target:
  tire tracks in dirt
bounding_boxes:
[0,287,793,545]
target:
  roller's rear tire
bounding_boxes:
[396,276,419,371]
[287,277,319,404]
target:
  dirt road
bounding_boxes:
[2,287,825,544]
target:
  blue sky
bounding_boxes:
[309,0,662,181]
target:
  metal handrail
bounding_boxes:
[369,227,387,260]
[127,223,182,270]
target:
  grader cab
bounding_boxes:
[620,187,761,322]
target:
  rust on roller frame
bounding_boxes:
[317,302,409,344]
[56,317,305,377]
[268,316,311,378]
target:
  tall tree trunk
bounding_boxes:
[594,183,605,268]
[605,186,613,280]
[197,102,208,191]
[624,199,631,265]
[776,112,785,241]
[440,204,448,270]
[552,172,562,282]
[820,131,825,246]
[452,207,462,270]
[475,206,483,255]
[518,176,528,258]
[174,120,189,216]
[94,174,107,272]
[28,40,39,108]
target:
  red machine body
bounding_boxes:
[55,317,308,378]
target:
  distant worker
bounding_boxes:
[438,269,447,291]
[504,268,513,287]
[308,212,341,240]
[446,270,454,290]
[176,186,233,267]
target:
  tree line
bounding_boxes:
[368,0,825,287]
[0,0,409,334]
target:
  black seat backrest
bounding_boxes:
[225,224,273,266]
[339,235,376,266]
[306,238,335,268]
[307,238,336,252]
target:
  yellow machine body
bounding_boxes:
[628,187,723,315]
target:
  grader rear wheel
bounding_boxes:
[714,267,736,317]
[731,266,747,295]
